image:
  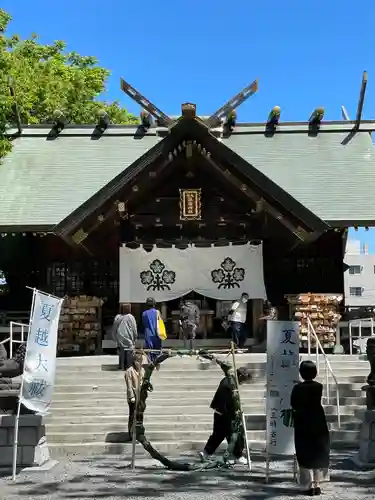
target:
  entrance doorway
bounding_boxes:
[160,292,254,341]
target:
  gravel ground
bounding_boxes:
[0,451,374,500]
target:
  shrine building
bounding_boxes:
[0,75,374,355]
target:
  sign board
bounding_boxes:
[266,320,299,455]
[179,189,201,220]
[20,290,64,415]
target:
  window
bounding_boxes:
[349,287,363,297]
[349,265,362,275]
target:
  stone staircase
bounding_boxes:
[46,354,368,458]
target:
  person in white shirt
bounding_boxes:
[228,293,249,351]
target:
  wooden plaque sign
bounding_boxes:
[180,189,202,220]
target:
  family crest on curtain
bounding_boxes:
[119,243,267,303]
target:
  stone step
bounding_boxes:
[54,369,371,379]
[55,356,368,370]
[48,432,359,459]
[44,413,248,424]
[51,380,370,394]
[55,353,365,364]
[331,421,362,431]
[52,382,267,393]
[48,397,364,414]
[47,405,265,416]
[56,361,369,373]
[45,412,357,435]
[43,404,366,424]
[48,439,266,458]
[48,396,270,408]
[45,426,361,445]
[55,367,370,378]
[46,429,267,444]
[333,397,366,406]
[49,388,367,403]
[50,389,268,401]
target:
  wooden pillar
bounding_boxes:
[161,302,167,321]
[252,299,264,342]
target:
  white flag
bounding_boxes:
[20,290,64,415]
[266,321,300,455]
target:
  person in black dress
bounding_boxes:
[291,360,330,496]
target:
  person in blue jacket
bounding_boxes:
[142,297,161,365]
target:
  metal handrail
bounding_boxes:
[307,317,341,428]
[0,321,29,358]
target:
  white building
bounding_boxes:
[344,239,375,307]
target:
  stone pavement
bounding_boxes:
[0,451,374,500]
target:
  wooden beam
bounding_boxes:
[207,79,258,128]
[130,214,253,225]
[122,218,266,243]
[67,155,175,244]
[120,78,173,127]
[355,71,368,129]
[202,155,310,241]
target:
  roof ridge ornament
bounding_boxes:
[181,102,196,119]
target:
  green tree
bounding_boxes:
[0,9,138,160]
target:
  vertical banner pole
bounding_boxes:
[10,322,13,359]
[12,288,37,482]
[12,384,23,481]
[230,341,251,473]
[293,454,298,482]
[265,452,270,483]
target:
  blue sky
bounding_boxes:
[2,0,375,250]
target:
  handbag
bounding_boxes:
[157,310,167,340]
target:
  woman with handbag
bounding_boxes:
[141,297,167,367]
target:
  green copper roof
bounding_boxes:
[0,128,161,228]
[0,122,374,228]
[224,124,375,223]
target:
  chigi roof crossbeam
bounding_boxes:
[116,71,370,135]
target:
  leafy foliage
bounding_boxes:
[0,9,138,160]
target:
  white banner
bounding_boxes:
[119,246,192,303]
[191,244,266,300]
[20,290,64,415]
[266,320,299,456]
[119,242,266,303]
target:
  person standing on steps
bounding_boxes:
[199,367,253,465]
[257,300,278,345]
[124,352,144,441]
[111,303,138,371]
[142,297,162,368]
[228,293,249,353]
[179,299,200,351]
[291,360,330,496]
